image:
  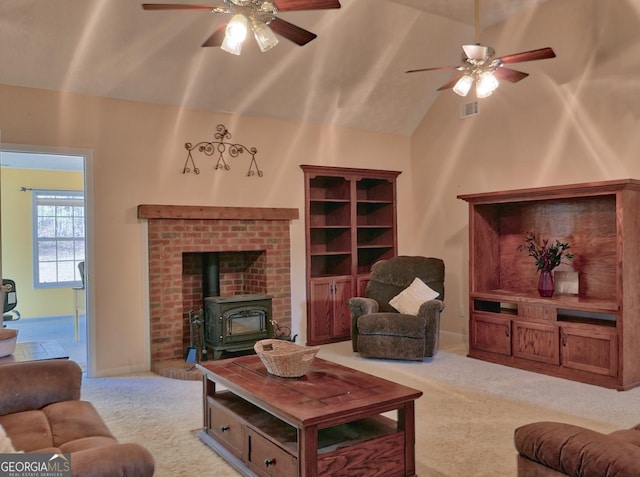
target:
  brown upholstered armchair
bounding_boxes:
[0,359,154,477]
[349,256,444,361]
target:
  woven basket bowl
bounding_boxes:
[254,339,320,378]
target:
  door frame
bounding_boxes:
[0,143,95,376]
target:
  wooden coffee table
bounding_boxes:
[197,355,422,477]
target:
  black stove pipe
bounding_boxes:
[202,253,220,298]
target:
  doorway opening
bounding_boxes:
[0,147,89,371]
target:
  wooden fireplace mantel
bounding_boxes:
[137,204,299,221]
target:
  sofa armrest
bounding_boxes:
[70,443,155,477]
[348,297,379,352]
[418,299,444,315]
[417,299,444,357]
[515,421,640,476]
[0,360,82,416]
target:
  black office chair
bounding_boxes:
[2,278,21,326]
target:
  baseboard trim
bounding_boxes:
[440,330,467,347]
[92,363,150,378]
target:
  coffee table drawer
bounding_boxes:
[247,428,297,477]
[207,397,244,458]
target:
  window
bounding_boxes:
[33,189,85,288]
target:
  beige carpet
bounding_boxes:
[81,337,640,476]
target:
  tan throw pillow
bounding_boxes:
[0,424,17,453]
[389,278,439,315]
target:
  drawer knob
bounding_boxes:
[264,458,276,467]
[220,425,230,432]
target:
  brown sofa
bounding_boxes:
[0,359,154,477]
[515,421,640,476]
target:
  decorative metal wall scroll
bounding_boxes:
[182,124,263,177]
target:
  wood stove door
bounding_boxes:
[223,306,270,346]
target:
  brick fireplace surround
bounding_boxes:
[138,205,299,379]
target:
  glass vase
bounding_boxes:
[537,270,555,297]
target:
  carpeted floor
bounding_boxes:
[81,337,640,476]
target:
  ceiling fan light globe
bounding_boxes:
[253,21,279,52]
[221,14,248,55]
[453,75,474,97]
[221,36,244,55]
[476,71,499,98]
[475,86,492,98]
[226,14,248,43]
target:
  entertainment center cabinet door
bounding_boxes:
[512,320,560,365]
[561,324,618,377]
[470,313,511,356]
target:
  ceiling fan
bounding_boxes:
[142,0,341,55]
[405,0,555,98]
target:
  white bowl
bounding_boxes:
[0,329,18,358]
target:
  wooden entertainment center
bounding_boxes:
[197,355,421,477]
[458,179,640,390]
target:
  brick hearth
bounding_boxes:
[138,205,299,378]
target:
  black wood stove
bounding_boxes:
[203,294,273,360]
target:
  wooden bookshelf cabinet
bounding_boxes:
[459,179,640,390]
[301,165,400,345]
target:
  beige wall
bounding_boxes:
[0,84,412,376]
[2,0,635,374]
[410,0,640,337]
[1,168,84,318]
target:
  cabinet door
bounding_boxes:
[308,277,354,344]
[513,320,560,365]
[332,277,354,339]
[561,325,618,377]
[470,313,511,356]
[308,278,335,343]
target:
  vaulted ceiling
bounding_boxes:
[0,0,552,136]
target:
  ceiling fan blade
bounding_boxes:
[201,24,227,47]
[406,65,458,74]
[494,67,529,83]
[273,0,341,11]
[142,3,214,10]
[269,17,317,46]
[498,47,556,64]
[437,73,465,91]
